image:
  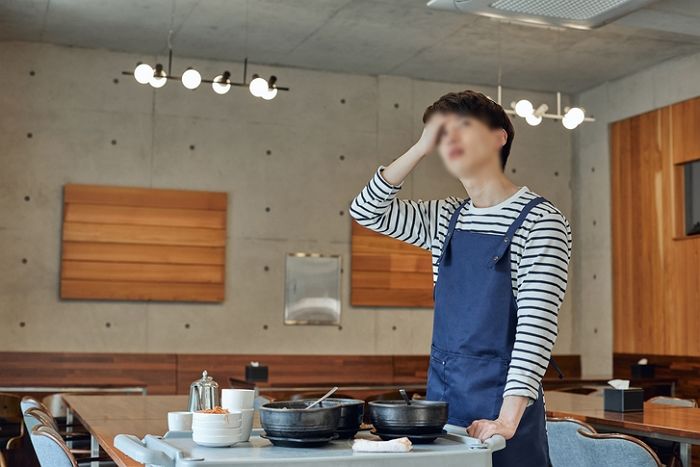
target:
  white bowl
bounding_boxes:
[193,430,242,447]
[192,412,241,427]
[222,389,255,411]
[235,409,254,442]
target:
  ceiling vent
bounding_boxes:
[426,0,656,29]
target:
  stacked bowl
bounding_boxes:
[192,411,242,447]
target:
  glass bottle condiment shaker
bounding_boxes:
[188,370,220,412]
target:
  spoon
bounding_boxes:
[399,388,411,406]
[305,386,338,409]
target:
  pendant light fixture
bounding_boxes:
[121,0,289,99]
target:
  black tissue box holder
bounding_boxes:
[604,387,644,412]
[245,363,269,383]
[630,364,655,379]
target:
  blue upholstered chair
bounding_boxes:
[547,417,596,467]
[577,429,662,466]
[29,425,78,467]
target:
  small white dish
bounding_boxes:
[167,411,193,432]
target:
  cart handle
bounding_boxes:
[114,434,172,466]
[484,434,506,451]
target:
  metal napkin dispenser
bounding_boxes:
[188,370,220,412]
[604,387,644,412]
[245,361,269,383]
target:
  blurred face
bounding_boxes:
[435,113,506,179]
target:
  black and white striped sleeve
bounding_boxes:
[349,167,437,250]
[504,210,572,401]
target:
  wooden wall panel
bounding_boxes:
[350,221,433,307]
[611,96,700,355]
[0,352,177,394]
[0,352,577,397]
[60,184,227,302]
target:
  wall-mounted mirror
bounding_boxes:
[284,253,341,326]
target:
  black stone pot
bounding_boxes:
[300,398,365,439]
[259,400,341,439]
[368,400,448,435]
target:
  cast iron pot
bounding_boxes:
[368,400,448,435]
[259,400,341,439]
[301,398,364,439]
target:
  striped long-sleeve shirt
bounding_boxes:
[350,168,572,401]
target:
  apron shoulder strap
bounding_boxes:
[436,198,470,267]
[487,196,548,268]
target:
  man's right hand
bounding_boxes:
[414,115,446,156]
[380,115,446,186]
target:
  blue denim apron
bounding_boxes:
[427,196,550,467]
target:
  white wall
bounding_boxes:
[571,51,700,374]
[0,41,574,355]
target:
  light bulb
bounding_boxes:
[212,74,231,95]
[249,76,268,97]
[134,63,153,84]
[564,107,585,126]
[261,87,278,100]
[181,68,201,90]
[562,115,579,130]
[514,99,534,118]
[526,113,542,126]
[149,66,167,88]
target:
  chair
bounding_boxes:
[643,396,697,466]
[547,417,596,467]
[577,429,662,467]
[29,425,78,467]
[648,396,697,408]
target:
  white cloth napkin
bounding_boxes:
[352,437,413,453]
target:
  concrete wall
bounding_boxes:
[571,51,700,374]
[0,41,574,355]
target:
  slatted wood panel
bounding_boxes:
[0,352,177,394]
[60,184,227,302]
[350,221,433,307]
[611,96,700,355]
[0,352,580,398]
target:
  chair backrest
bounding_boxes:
[20,396,45,415]
[648,396,697,408]
[0,393,23,423]
[24,407,58,432]
[577,430,662,467]
[29,425,77,467]
[547,417,596,467]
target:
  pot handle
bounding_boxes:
[484,434,506,452]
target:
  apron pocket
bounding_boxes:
[444,354,508,425]
[426,347,447,401]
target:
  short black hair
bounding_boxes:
[423,90,514,170]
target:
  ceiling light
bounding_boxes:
[212,71,232,95]
[249,75,268,97]
[149,64,167,89]
[526,113,542,126]
[133,63,153,85]
[564,107,585,127]
[562,115,579,130]
[514,99,534,118]
[262,88,278,100]
[181,68,201,90]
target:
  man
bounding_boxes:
[350,90,571,466]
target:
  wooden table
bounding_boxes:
[546,391,700,466]
[65,392,700,467]
[63,394,188,467]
